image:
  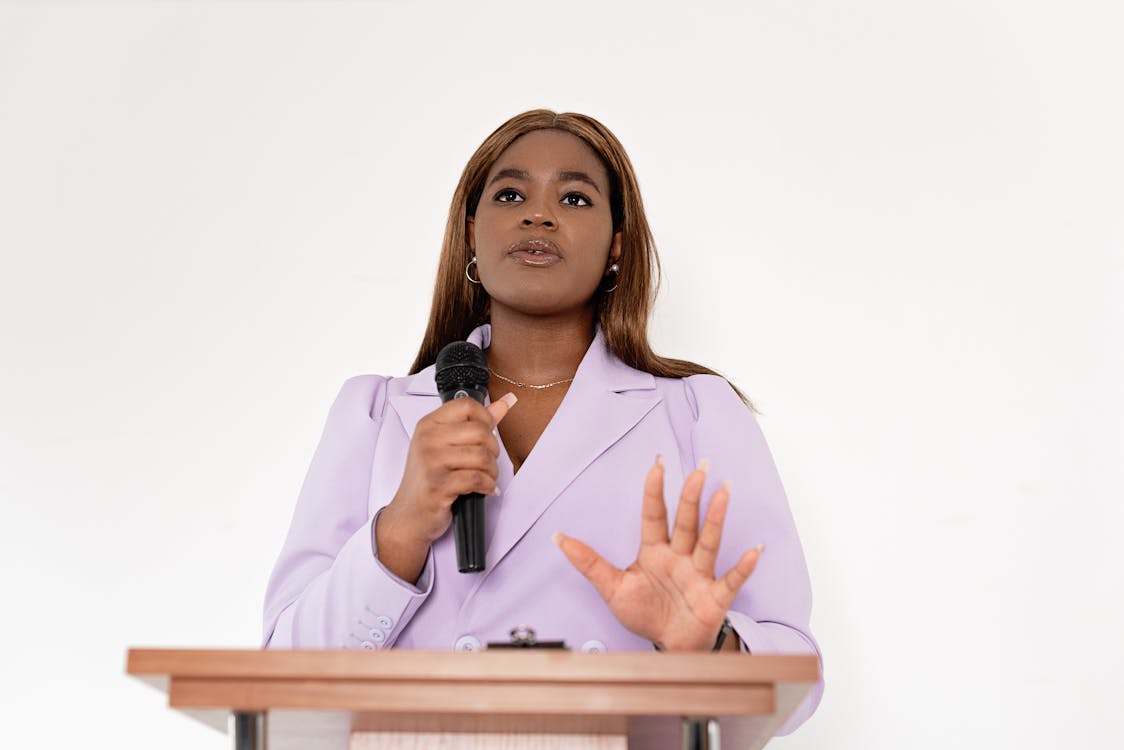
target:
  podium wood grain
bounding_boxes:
[126,649,819,749]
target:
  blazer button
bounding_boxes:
[375,615,394,629]
[369,629,387,643]
[454,634,482,652]
[360,640,376,650]
[581,640,607,654]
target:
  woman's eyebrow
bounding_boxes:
[487,168,603,195]
[556,171,602,195]
[488,168,530,186]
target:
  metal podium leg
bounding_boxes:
[231,711,266,750]
[682,717,719,750]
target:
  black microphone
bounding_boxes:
[434,340,490,573]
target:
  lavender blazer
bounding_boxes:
[262,324,823,734]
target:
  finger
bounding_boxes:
[552,532,624,604]
[486,392,518,425]
[640,457,670,546]
[714,544,764,607]
[444,469,501,498]
[432,421,500,457]
[692,480,730,576]
[437,445,497,475]
[433,397,492,424]
[669,459,709,555]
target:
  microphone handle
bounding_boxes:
[452,492,486,572]
[447,388,487,573]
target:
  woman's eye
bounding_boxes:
[494,188,523,203]
[562,193,592,207]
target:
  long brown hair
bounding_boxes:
[408,109,749,406]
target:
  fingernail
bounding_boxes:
[754,543,765,555]
[721,479,732,493]
[655,453,664,466]
[492,486,501,496]
[501,392,518,407]
[697,458,710,473]
[551,532,563,547]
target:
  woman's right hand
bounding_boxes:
[374,392,517,583]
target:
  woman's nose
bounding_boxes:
[521,198,556,228]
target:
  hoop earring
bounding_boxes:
[466,256,481,285]
[601,262,619,293]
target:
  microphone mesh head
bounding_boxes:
[435,341,489,392]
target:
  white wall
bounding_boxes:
[1,1,1120,747]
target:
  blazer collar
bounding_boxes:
[400,324,654,399]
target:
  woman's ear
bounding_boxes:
[466,216,476,252]
[610,231,622,263]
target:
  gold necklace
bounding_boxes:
[489,368,575,390]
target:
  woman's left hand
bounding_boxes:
[553,457,763,652]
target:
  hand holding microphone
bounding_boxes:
[375,342,515,582]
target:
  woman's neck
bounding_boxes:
[485,307,595,383]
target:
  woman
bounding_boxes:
[262,110,823,733]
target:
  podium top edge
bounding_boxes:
[126,648,820,685]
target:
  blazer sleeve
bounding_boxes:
[261,375,433,649]
[685,374,824,734]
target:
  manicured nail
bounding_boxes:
[501,392,518,407]
[721,479,732,493]
[492,486,501,496]
[655,453,664,466]
[551,532,563,547]
[754,543,765,555]
[697,458,710,473]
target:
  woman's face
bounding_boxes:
[468,129,621,320]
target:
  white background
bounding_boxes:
[1,1,1121,748]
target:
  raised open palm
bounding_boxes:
[553,456,763,652]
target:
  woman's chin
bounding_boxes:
[488,292,594,320]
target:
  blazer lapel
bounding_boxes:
[386,325,663,601]
[388,370,439,439]
[466,328,662,597]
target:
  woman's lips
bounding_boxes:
[508,239,562,267]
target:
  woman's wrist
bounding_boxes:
[713,618,737,651]
[373,505,431,585]
[652,618,734,652]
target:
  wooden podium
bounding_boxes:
[126,648,819,749]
